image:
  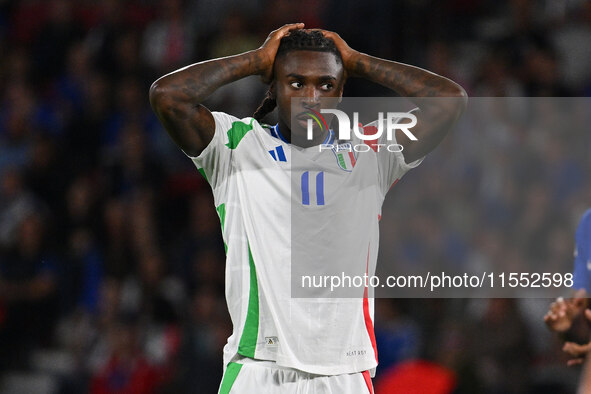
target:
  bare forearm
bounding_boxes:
[149,24,306,157]
[349,52,465,98]
[348,53,466,161]
[149,23,305,107]
[150,50,265,107]
[148,50,267,156]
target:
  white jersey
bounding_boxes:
[188,111,421,376]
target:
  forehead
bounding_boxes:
[275,50,343,78]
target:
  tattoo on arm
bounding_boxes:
[353,55,458,98]
[150,50,265,156]
[351,53,467,162]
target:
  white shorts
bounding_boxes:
[218,358,374,394]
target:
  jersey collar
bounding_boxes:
[270,124,288,143]
[271,124,334,145]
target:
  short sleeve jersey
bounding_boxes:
[188,111,422,376]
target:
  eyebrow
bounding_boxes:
[286,73,337,81]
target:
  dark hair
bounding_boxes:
[253,30,343,122]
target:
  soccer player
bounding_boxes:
[150,23,466,393]
[545,208,591,366]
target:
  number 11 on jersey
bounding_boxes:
[301,171,325,206]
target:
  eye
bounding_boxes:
[320,83,333,91]
[290,81,303,89]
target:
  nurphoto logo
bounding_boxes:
[304,109,418,152]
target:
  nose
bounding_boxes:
[301,87,320,109]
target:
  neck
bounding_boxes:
[277,120,331,147]
[278,119,292,143]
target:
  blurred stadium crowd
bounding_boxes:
[1,0,591,393]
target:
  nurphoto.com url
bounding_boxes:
[300,272,573,293]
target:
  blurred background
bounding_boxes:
[0,0,591,393]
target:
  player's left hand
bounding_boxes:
[316,30,360,78]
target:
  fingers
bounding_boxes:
[544,307,558,321]
[543,312,556,324]
[567,358,585,367]
[322,30,346,44]
[546,299,567,319]
[319,30,339,40]
[585,309,591,322]
[563,341,591,357]
[275,23,305,37]
[543,310,562,331]
[555,298,568,313]
[544,297,575,332]
[266,23,305,43]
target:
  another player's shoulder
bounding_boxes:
[578,208,591,231]
[575,209,591,259]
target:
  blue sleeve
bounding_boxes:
[572,210,591,291]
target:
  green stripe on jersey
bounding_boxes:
[216,203,227,253]
[197,167,208,182]
[225,119,254,150]
[219,362,243,394]
[238,244,259,358]
[216,203,226,232]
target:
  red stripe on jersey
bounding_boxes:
[362,124,379,152]
[363,244,378,364]
[362,370,374,394]
[389,178,400,191]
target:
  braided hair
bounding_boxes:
[253,30,343,122]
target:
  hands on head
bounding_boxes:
[257,23,305,83]
[256,24,358,83]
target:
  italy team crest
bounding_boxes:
[331,143,357,172]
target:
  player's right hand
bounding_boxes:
[544,289,587,332]
[256,23,305,83]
